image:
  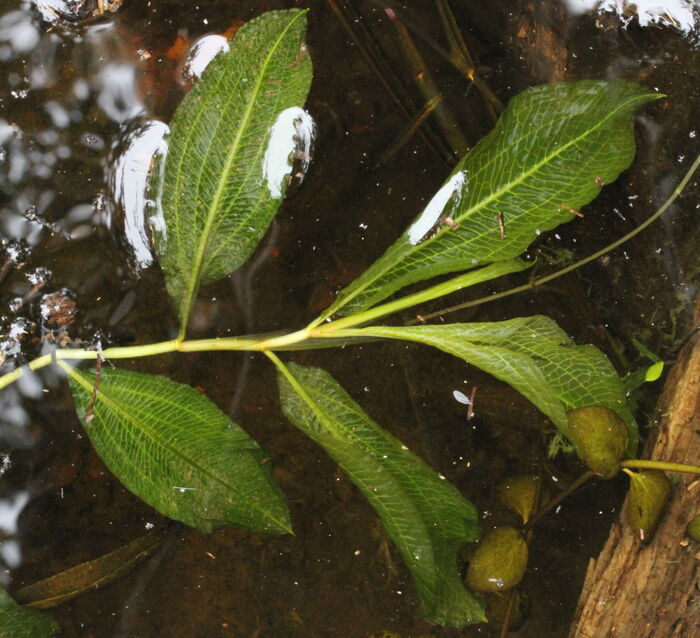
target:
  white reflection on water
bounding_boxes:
[0,490,29,577]
[179,34,229,86]
[97,63,144,123]
[407,170,466,245]
[0,10,39,58]
[262,106,315,199]
[32,0,85,23]
[111,121,169,269]
[563,0,698,33]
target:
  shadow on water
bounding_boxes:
[1,0,699,636]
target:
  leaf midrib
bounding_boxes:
[68,368,288,531]
[332,90,654,315]
[178,11,306,331]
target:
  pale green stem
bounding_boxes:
[0,353,53,390]
[178,328,310,352]
[309,261,528,335]
[621,459,700,474]
[309,328,381,340]
[0,331,314,391]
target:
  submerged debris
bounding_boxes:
[40,290,77,327]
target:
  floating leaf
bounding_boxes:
[319,80,659,319]
[567,406,628,478]
[466,527,528,593]
[61,365,290,534]
[0,586,60,637]
[347,315,637,451]
[154,9,313,329]
[496,474,547,524]
[624,469,671,541]
[14,530,167,609]
[274,359,485,626]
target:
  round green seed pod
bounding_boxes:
[466,527,528,593]
[565,406,629,478]
[687,515,700,542]
[496,474,548,524]
[625,469,671,542]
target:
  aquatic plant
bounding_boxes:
[2,8,699,633]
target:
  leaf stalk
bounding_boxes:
[621,459,700,474]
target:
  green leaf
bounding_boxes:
[321,80,659,319]
[465,526,528,593]
[625,468,671,541]
[0,586,60,638]
[644,360,664,382]
[154,9,313,329]
[274,359,485,627]
[350,315,637,453]
[62,365,290,534]
[14,530,167,610]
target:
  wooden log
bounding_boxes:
[569,312,700,637]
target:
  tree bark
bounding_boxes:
[569,311,700,638]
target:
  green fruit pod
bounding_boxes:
[565,406,629,478]
[496,474,548,524]
[625,468,671,542]
[465,527,528,593]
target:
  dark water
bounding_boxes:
[1,1,698,636]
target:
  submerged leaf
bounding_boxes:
[484,588,531,631]
[14,530,167,609]
[496,474,547,524]
[567,406,628,478]
[350,316,637,451]
[625,469,671,541]
[154,9,313,329]
[62,365,290,534]
[320,80,659,319]
[0,586,60,637]
[275,360,485,626]
[687,514,700,542]
[466,527,528,593]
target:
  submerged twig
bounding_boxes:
[435,0,502,119]
[377,93,446,165]
[367,0,503,117]
[325,0,453,164]
[386,8,469,155]
[524,470,595,531]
